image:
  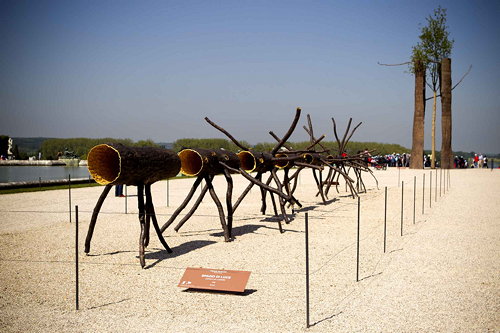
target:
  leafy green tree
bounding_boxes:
[417,6,454,168]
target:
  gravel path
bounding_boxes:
[0,168,498,332]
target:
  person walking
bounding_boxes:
[115,184,124,197]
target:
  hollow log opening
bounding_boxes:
[275,153,289,169]
[179,149,203,176]
[303,153,313,164]
[88,144,121,185]
[238,151,256,172]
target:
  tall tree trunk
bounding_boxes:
[410,60,426,169]
[440,58,452,169]
[431,91,437,169]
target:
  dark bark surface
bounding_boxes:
[88,143,181,185]
[410,60,426,169]
[440,58,452,169]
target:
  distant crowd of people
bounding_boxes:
[369,153,411,168]
[455,154,489,169]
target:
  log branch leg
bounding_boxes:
[84,184,112,254]
[137,184,146,268]
[145,184,172,253]
[205,175,231,242]
[160,176,203,232]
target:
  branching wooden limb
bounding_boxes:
[271,169,288,228]
[452,64,472,90]
[223,168,234,239]
[312,169,327,203]
[331,118,342,149]
[295,161,323,170]
[143,201,151,247]
[174,180,210,232]
[160,176,203,232]
[343,122,363,147]
[271,107,302,155]
[232,172,259,213]
[425,64,473,101]
[269,131,294,151]
[340,118,353,152]
[306,134,326,150]
[145,184,172,253]
[303,124,329,152]
[205,175,231,242]
[307,114,315,144]
[84,184,112,254]
[377,61,411,66]
[204,117,249,151]
[137,184,146,268]
[219,162,299,206]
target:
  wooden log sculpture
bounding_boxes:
[85,143,181,268]
[160,148,239,241]
[321,117,379,198]
[204,108,305,230]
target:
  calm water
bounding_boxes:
[0,166,91,183]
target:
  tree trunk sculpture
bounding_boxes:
[440,57,452,169]
[85,143,181,268]
[410,59,426,169]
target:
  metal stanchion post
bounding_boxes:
[75,205,79,310]
[356,196,360,282]
[125,185,127,214]
[435,169,437,202]
[413,176,416,224]
[430,171,432,208]
[401,181,404,236]
[68,174,72,223]
[384,187,387,253]
[39,176,41,189]
[305,212,310,328]
[422,173,425,214]
[398,167,400,187]
[440,168,442,197]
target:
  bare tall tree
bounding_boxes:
[410,58,426,169]
[418,6,454,168]
[440,58,452,168]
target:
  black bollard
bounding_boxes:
[401,181,404,236]
[75,205,79,310]
[384,187,387,253]
[422,173,425,214]
[430,171,432,208]
[305,212,310,328]
[356,196,360,282]
[413,176,416,224]
[68,174,72,223]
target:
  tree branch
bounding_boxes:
[377,61,411,66]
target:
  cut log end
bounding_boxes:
[238,151,256,172]
[88,144,121,185]
[179,149,203,176]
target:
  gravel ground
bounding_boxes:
[0,167,498,332]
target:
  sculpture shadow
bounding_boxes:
[210,224,265,238]
[144,240,216,269]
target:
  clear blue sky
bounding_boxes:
[1,0,499,153]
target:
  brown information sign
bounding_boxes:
[178,267,251,293]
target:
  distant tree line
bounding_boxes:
[41,138,158,160]
[172,138,410,156]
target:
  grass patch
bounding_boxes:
[0,182,101,195]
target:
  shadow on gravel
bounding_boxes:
[310,311,344,327]
[88,298,130,310]
[144,240,216,269]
